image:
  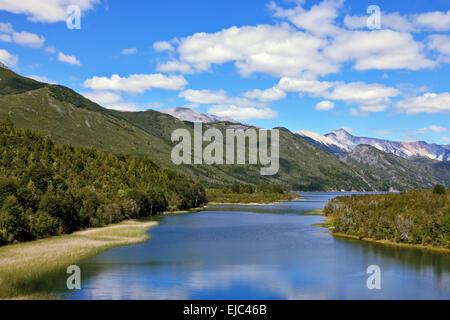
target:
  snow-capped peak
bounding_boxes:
[161,107,235,123]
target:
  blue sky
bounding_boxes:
[0,0,449,144]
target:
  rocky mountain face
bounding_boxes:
[298,128,450,161]
[340,145,450,191]
[161,107,235,123]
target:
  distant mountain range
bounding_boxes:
[161,107,235,123]
[297,128,450,161]
[0,66,448,191]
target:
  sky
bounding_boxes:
[0,0,449,144]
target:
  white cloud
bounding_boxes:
[169,23,335,77]
[58,52,81,66]
[104,102,140,112]
[344,10,450,32]
[315,100,334,111]
[28,75,56,84]
[396,92,450,115]
[278,77,335,96]
[427,34,450,63]
[243,87,286,102]
[269,0,342,36]
[121,47,137,55]
[208,105,278,121]
[179,89,228,104]
[153,41,174,52]
[0,23,45,48]
[178,88,266,109]
[0,48,18,66]
[415,125,450,134]
[327,82,399,111]
[0,34,11,42]
[278,77,399,113]
[0,22,13,33]
[415,11,450,31]
[82,91,122,105]
[441,137,450,143]
[12,31,44,48]
[84,73,188,93]
[157,60,194,74]
[324,29,435,71]
[0,0,101,23]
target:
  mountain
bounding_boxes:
[340,145,450,191]
[0,67,448,191]
[161,107,235,123]
[299,128,450,161]
[296,130,349,155]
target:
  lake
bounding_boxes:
[55,192,449,299]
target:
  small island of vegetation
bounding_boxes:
[323,187,449,253]
[206,183,298,204]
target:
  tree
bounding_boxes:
[433,184,446,195]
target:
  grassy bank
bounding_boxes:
[0,219,158,299]
[206,188,298,204]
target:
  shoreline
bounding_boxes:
[0,219,159,299]
[311,210,450,255]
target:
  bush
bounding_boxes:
[433,184,446,195]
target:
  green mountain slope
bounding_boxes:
[1,67,447,191]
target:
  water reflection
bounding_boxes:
[49,192,448,300]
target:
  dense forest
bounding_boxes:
[323,189,449,249]
[206,183,297,203]
[0,119,206,245]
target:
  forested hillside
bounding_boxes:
[324,190,450,249]
[0,120,206,245]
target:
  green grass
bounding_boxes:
[0,219,158,299]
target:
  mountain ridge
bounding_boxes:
[0,67,448,191]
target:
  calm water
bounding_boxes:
[54,192,449,300]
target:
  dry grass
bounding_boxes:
[0,220,158,299]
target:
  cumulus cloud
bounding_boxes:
[0,49,18,66]
[427,34,450,63]
[104,102,140,112]
[82,91,122,105]
[153,1,443,79]
[12,31,45,48]
[153,41,174,52]
[208,105,278,121]
[269,0,342,36]
[278,77,336,96]
[0,23,45,48]
[121,47,137,55]
[278,77,399,113]
[57,52,81,66]
[179,89,228,104]
[28,75,56,84]
[157,60,194,74]
[315,100,334,111]
[344,10,450,32]
[84,73,188,93]
[243,87,286,102]
[0,0,101,23]
[165,23,335,77]
[324,29,435,71]
[396,92,450,114]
